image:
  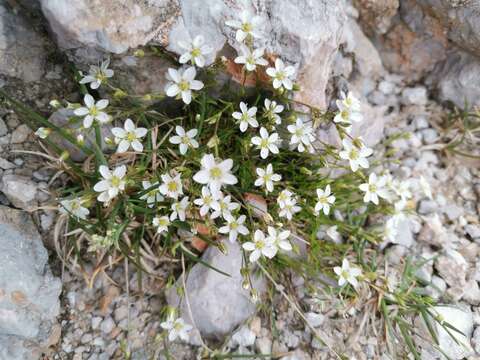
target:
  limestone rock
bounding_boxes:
[0,206,62,360]
[353,0,399,35]
[431,50,480,109]
[166,240,265,340]
[0,1,46,81]
[0,174,38,210]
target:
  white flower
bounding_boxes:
[333,259,362,287]
[242,229,277,263]
[359,173,389,205]
[111,118,147,153]
[234,45,268,72]
[35,127,51,139]
[210,193,240,220]
[178,35,212,67]
[232,102,258,132]
[314,185,335,215]
[79,59,113,89]
[165,67,204,105]
[169,126,199,155]
[278,197,301,220]
[251,127,279,159]
[160,316,192,342]
[263,98,284,125]
[193,154,237,196]
[93,165,127,202]
[74,94,109,128]
[255,164,281,193]
[266,226,292,252]
[419,176,433,199]
[153,215,170,234]
[140,180,164,207]
[287,118,315,153]
[277,189,294,208]
[170,197,189,221]
[194,186,219,217]
[219,214,249,243]
[225,9,264,42]
[391,179,412,201]
[59,198,89,220]
[384,218,399,243]
[266,59,295,90]
[338,138,373,172]
[334,91,363,124]
[159,173,183,199]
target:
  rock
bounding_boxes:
[391,218,414,247]
[0,158,15,170]
[255,336,272,354]
[463,280,480,306]
[10,124,31,144]
[353,0,399,35]
[280,349,311,360]
[420,128,438,145]
[305,312,325,328]
[434,250,468,287]
[40,0,180,62]
[415,0,480,58]
[0,2,46,81]
[231,325,256,348]
[48,108,112,162]
[466,224,480,240]
[0,118,7,137]
[432,50,480,109]
[100,317,115,335]
[0,174,38,210]
[472,326,480,354]
[166,240,265,340]
[425,275,446,300]
[431,306,473,360]
[401,86,427,106]
[0,206,62,360]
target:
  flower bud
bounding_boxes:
[49,99,61,109]
[35,127,51,139]
[59,151,70,161]
[76,134,85,145]
[113,89,127,99]
[133,49,145,58]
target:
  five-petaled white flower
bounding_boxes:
[263,98,284,125]
[232,102,258,133]
[194,186,218,217]
[266,59,295,90]
[234,45,268,72]
[210,193,240,220]
[111,118,147,153]
[153,215,170,235]
[74,94,109,128]
[35,127,51,139]
[251,127,279,159]
[391,179,412,201]
[359,173,389,205]
[242,229,277,263]
[160,316,192,342]
[339,138,373,172]
[140,180,164,207]
[159,173,183,199]
[219,214,249,243]
[59,198,89,220]
[278,197,301,220]
[334,91,363,124]
[334,259,362,287]
[165,67,204,105]
[93,165,127,203]
[170,197,189,221]
[314,185,336,215]
[169,126,199,155]
[255,164,281,193]
[277,189,294,208]
[79,59,114,89]
[225,9,264,42]
[178,35,212,67]
[193,154,237,196]
[287,118,315,153]
[266,226,292,253]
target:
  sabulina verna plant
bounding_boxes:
[3,5,444,358]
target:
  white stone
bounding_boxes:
[401,86,428,106]
[0,174,38,210]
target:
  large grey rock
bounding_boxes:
[40,0,180,63]
[0,174,38,210]
[431,50,480,109]
[0,206,62,359]
[415,0,480,58]
[0,1,46,81]
[166,240,265,340]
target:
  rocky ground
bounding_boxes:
[1,0,480,359]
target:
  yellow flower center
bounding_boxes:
[191,47,201,57]
[241,22,252,33]
[349,148,359,160]
[369,184,377,193]
[111,176,121,188]
[181,136,190,145]
[126,132,137,142]
[210,167,222,179]
[275,71,285,80]
[260,138,269,148]
[231,222,238,230]
[255,240,265,249]
[167,181,178,192]
[90,105,98,116]
[179,80,190,91]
